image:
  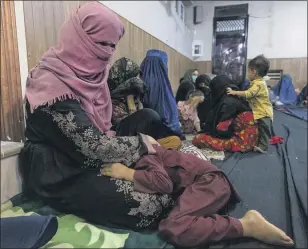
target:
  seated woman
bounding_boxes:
[20,3,293,248]
[296,84,308,106]
[195,74,212,125]
[140,50,183,138]
[272,74,297,105]
[108,57,181,150]
[108,57,146,124]
[20,2,176,227]
[193,75,259,152]
[180,69,199,84]
[178,90,204,134]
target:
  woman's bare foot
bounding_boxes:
[240,210,294,246]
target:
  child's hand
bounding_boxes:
[226,87,235,95]
[101,163,135,181]
[146,135,160,146]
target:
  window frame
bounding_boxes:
[175,1,185,22]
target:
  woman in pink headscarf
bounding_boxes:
[19,3,293,248]
[20,1,163,229]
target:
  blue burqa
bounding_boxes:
[272,74,297,105]
[140,50,181,135]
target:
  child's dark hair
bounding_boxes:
[248,55,270,77]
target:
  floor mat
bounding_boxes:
[211,110,307,248]
[275,106,308,121]
[1,195,172,249]
[181,140,225,161]
[2,111,305,248]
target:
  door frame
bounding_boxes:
[211,15,249,84]
[1,1,25,142]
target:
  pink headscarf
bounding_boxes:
[26,2,125,134]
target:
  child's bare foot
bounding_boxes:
[240,210,294,246]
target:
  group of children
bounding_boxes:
[177,55,273,153]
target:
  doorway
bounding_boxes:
[212,4,249,86]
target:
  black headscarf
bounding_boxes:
[175,79,195,103]
[204,75,251,138]
[180,69,195,84]
[194,74,212,124]
[210,75,239,106]
[108,57,146,99]
[195,74,211,89]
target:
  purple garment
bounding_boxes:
[133,145,243,247]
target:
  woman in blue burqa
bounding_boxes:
[272,74,297,105]
[140,50,183,138]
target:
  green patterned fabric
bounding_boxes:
[1,194,172,249]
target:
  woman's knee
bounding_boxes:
[157,136,182,150]
[137,108,161,121]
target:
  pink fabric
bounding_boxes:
[26,2,124,134]
[177,101,200,125]
[270,136,284,145]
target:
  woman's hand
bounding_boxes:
[127,95,137,114]
[295,88,301,95]
[101,163,135,181]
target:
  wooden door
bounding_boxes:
[1,1,24,142]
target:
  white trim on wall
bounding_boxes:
[14,0,28,98]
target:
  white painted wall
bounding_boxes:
[193,1,307,61]
[101,1,195,58]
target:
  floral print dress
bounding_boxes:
[193,112,259,152]
[177,101,200,134]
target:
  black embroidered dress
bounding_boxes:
[20,99,172,229]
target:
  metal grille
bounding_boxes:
[216,19,245,33]
[215,4,248,18]
[267,69,283,80]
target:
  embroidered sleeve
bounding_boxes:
[41,102,148,168]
